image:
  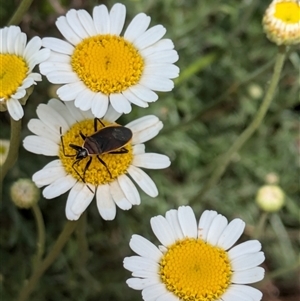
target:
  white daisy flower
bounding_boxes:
[124,206,265,301]
[39,3,179,117]
[263,0,300,45]
[23,98,170,221]
[0,26,50,120]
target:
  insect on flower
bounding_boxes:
[60,118,133,190]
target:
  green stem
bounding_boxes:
[76,212,89,270]
[190,45,287,204]
[0,118,22,193]
[31,203,46,269]
[253,212,268,240]
[17,220,78,301]
[162,57,274,136]
[8,0,34,26]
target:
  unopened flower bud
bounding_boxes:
[0,139,10,166]
[256,185,285,212]
[263,0,300,46]
[10,179,40,209]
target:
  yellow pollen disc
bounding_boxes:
[274,2,300,24]
[71,35,144,95]
[159,238,232,301]
[59,119,133,186]
[0,54,28,100]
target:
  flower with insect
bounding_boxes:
[23,99,170,221]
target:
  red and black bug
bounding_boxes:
[60,118,132,187]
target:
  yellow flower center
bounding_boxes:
[0,54,28,100]
[59,119,133,186]
[274,2,300,24]
[159,238,232,301]
[71,34,144,95]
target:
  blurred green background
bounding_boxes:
[0,0,299,300]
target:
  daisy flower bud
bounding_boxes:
[0,139,10,166]
[256,184,285,212]
[10,178,40,209]
[263,0,300,45]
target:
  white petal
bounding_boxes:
[11,89,26,99]
[150,215,176,246]
[206,214,228,246]
[132,122,163,145]
[77,9,97,36]
[15,32,27,56]
[124,256,159,273]
[65,181,85,220]
[122,89,149,108]
[42,37,74,55]
[178,206,197,238]
[23,36,42,61]
[96,184,116,220]
[91,93,109,118]
[143,64,179,79]
[133,153,170,169]
[165,209,184,240]
[198,210,218,240]
[66,9,89,39]
[134,25,166,50]
[43,51,70,63]
[129,84,158,102]
[132,144,145,155]
[103,104,122,123]
[140,75,174,92]
[39,61,73,74]
[6,98,24,121]
[142,283,169,301]
[7,26,21,53]
[36,103,69,134]
[74,88,95,111]
[64,101,86,123]
[156,292,179,301]
[228,240,262,261]
[124,13,151,42]
[118,174,140,205]
[231,267,265,284]
[146,50,179,64]
[109,180,132,210]
[93,5,110,34]
[56,16,82,45]
[47,70,79,84]
[126,115,159,132]
[43,174,76,199]
[109,3,126,35]
[32,162,66,187]
[110,93,132,114]
[71,184,94,215]
[47,98,76,127]
[217,218,245,250]
[57,81,86,101]
[23,135,59,156]
[27,119,60,143]
[221,287,252,301]
[231,252,265,271]
[129,234,162,262]
[0,27,9,53]
[127,166,158,197]
[141,39,175,56]
[126,277,159,290]
[229,284,263,301]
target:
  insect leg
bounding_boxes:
[60,127,76,157]
[72,158,94,193]
[96,155,112,178]
[79,131,87,140]
[109,147,129,154]
[94,118,105,132]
